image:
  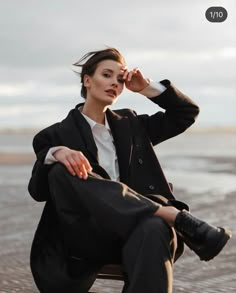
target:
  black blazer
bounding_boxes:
[28,80,199,292]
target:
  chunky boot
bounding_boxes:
[174,211,232,261]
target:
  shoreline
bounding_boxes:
[1,129,236,163]
[1,126,236,135]
[0,153,35,165]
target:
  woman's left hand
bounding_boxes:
[123,67,150,92]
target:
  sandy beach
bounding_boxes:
[0,129,236,292]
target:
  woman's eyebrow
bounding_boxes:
[103,68,113,73]
[103,68,123,76]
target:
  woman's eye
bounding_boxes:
[103,73,111,78]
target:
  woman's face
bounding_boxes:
[84,59,125,106]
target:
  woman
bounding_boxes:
[28,48,231,293]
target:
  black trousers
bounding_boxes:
[48,163,178,293]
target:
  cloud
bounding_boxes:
[0,0,236,128]
[1,0,235,68]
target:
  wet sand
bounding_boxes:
[0,130,235,292]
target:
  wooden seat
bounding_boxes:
[89,265,124,293]
[69,256,124,281]
[96,264,124,281]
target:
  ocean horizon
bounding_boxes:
[1,90,236,130]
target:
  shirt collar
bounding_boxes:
[79,106,111,131]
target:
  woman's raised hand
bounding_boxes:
[53,147,92,179]
[122,67,150,93]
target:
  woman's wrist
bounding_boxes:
[138,79,167,98]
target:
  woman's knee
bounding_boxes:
[47,163,80,198]
[140,217,173,240]
[48,162,72,183]
[126,217,175,250]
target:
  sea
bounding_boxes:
[1,90,236,131]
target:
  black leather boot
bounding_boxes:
[174,211,232,261]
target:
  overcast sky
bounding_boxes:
[0,0,236,128]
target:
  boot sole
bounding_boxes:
[199,227,232,261]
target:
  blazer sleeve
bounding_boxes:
[137,79,200,145]
[28,128,57,202]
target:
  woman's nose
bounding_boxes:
[111,79,118,87]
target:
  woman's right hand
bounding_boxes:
[53,146,92,179]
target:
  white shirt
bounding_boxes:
[81,112,120,181]
[44,80,166,181]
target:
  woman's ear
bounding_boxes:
[83,74,90,88]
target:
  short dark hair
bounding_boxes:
[73,47,126,98]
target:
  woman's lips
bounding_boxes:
[105,89,117,97]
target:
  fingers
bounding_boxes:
[122,67,148,92]
[129,67,139,80]
[121,67,129,80]
[69,152,92,179]
[64,160,78,177]
[75,152,93,179]
[54,148,92,179]
[67,157,82,177]
[122,67,141,82]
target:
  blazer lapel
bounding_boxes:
[59,105,133,182]
[106,108,133,183]
[59,104,99,163]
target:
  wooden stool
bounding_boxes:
[89,264,124,293]
[96,264,124,280]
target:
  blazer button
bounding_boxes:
[148,185,155,190]
[138,158,143,165]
